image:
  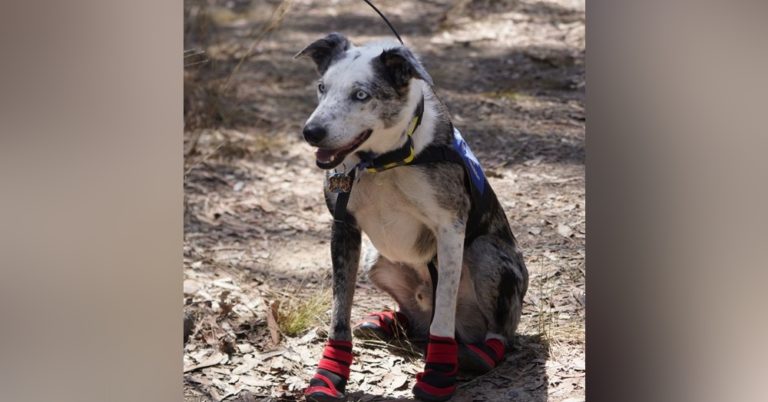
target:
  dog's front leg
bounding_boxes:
[413,220,465,402]
[305,220,361,402]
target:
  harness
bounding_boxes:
[330,96,490,240]
[328,95,493,328]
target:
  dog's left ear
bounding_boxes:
[294,32,350,75]
[377,47,434,93]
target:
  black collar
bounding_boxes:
[356,95,425,172]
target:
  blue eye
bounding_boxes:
[354,90,369,101]
[318,83,326,93]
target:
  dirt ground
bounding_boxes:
[183,0,584,401]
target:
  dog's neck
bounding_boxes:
[337,80,445,173]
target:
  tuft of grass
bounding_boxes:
[277,289,331,337]
[532,260,556,341]
[525,259,585,345]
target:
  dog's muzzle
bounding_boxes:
[313,129,372,169]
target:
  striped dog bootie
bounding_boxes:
[412,335,458,402]
[304,340,353,402]
[458,338,506,373]
[352,310,408,341]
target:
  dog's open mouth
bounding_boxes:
[315,129,372,169]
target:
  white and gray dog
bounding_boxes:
[296,33,528,402]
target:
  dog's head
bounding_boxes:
[295,33,433,169]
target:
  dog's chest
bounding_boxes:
[347,170,436,265]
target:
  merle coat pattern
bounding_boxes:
[296,33,528,400]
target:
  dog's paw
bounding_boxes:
[304,385,347,402]
[352,311,408,341]
[457,338,506,373]
[413,369,457,402]
[305,340,353,402]
[412,335,458,401]
[305,367,349,402]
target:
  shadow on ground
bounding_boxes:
[347,334,550,402]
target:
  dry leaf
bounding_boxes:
[232,361,255,375]
[239,375,272,387]
[267,300,281,345]
[381,373,408,390]
[183,279,201,295]
[254,349,285,361]
[184,351,228,373]
[557,223,574,238]
[258,198,277,213]
[237,343,254,354]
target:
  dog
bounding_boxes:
[296,33,528,402]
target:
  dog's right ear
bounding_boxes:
[294,33,350,75]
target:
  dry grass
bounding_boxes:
[524,258,585,347]
[277,288,331,337]
[184,76,234,131]
[357,336,424,364]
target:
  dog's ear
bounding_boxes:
[294,32,350,75]
[377,47,434,93]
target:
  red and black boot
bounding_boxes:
[458,338,506,373]
[412,335,459,402]
[352,310,408,341]
[304,340,354,402]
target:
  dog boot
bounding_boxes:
[304,340,353,402]
[458,338,506,373]
[352,310,408,341]
[412,335,458,402]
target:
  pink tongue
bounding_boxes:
[315,148,336,162]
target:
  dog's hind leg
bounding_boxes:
[359,252,433,341]
[458,235,528,373]
[305,221,361,402]
[466,235,528,340]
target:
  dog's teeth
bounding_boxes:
[316,148,334,163]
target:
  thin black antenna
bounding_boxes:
[361,0,404,45]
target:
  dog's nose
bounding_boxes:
[302,125,327,145]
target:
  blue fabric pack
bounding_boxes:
[452,127,487,196]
